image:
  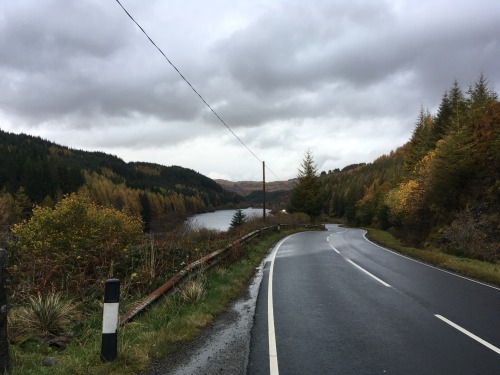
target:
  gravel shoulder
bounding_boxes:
[142,253,269,375]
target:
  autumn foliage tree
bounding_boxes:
[323,74,499,261]
[11,193,143,296]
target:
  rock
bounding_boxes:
[43,356,57,366]
[49,335,70,349]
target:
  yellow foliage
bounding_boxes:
[11,193,143,295]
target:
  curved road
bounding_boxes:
[247,224,500,374]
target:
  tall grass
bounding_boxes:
[8,228,304,374]
[9,292,79,339]
[179,279,206,304]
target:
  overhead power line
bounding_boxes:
[114,0,281,181]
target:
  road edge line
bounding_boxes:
[362,232,500,291]
[268,236,291,374]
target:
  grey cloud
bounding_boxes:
[1,0,499,180]
[209,0,500,128]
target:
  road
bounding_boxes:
[247,224,500,374]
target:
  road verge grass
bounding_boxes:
[364,228,500,287]
[9,229,298,375]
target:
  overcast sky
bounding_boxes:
[1,0,499,181]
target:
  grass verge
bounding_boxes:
[9,229,298,375]
[364,228,500,287]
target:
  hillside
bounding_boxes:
[0,129,241,232]
[322,75,499,262]
[215,179,296,196]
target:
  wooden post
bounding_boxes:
[263,161,266,220]
[0,249,8,374]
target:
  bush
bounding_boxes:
[10,193,143,297]
[8,292,79,339]
[179,280,205,304]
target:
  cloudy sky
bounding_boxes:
[1,0,499,181]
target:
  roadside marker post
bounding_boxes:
[101,279,120,362]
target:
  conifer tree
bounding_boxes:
[467,72,498,120]
[448,80,468,135]
[230,209,246,228]
[287,151,324,221]
[403,108,434,177]
[433,91,453,142]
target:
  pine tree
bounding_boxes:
[433,91,453,142]
[287,151,324,221]
[230,209,246,228]
[467,72,498,120]
[448,80,468,135]
[403,108,434,177]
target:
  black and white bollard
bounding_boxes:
[101,279,120,362]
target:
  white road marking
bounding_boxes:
[347,259,391,287]
[268,236,291,375]
[362,232,500,291]
[328,242,341,254]
[435,314,500,355]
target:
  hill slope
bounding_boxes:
[215,179,295,196]
[322,76,499,262]
[0,129,241,231]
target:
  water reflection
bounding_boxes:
[187,208,267,231]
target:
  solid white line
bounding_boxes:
[347,259,391,287]
[268,236,290,375]
[328,242,340,254]
[362,232,500,291]
[435,314,500,355]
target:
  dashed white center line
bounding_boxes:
[346,259,391,287]
[435,314,500,355]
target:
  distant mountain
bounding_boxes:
[215,179,296,196]
[215,179,296,209]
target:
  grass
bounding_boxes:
[364,227,500,287]
[9,292,80,339]
[8,229,299,375]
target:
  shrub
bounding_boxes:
[9,292,79,339]
[10,193,143,297]
[179,280,205,304]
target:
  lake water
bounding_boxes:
[187,208,267,231]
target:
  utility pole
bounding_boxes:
[263,161,266,220]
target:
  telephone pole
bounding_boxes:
[263,161,266,220]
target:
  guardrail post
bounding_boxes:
[101,279,120,362]
[0,249,8,374]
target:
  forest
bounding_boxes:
[323,74,499,263]
[0,130,242,238]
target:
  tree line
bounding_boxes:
[320,74,498,262]
[0,130,242,239]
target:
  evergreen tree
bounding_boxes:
[403,108,434,177]
[448,80,468,135]
[287,151,324,221]
[230,209,246,228]
[467,72,498,120]
[432,91,453,142]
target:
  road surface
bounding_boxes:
[247,224,500,374]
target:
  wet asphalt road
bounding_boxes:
[145,224,500,374]
[247,224,500,374]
